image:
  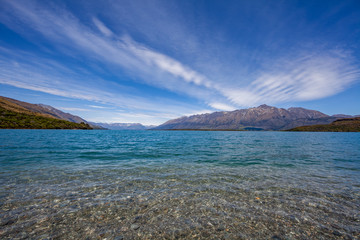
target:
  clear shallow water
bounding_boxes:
[0,130,359,239]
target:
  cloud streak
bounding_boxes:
[92,17,113,37]
[0,0,359,120]
[0,49,208,120]
[221,51,360,107]
[0,1,216,101]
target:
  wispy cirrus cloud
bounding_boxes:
[92,17,113,37]
[0,0,216,101]
[221,50,360,107]
[0,0,359,121]
[0,48,209,120]
[123,36,214,88]
[209,102,236,111]
[88,105,111,109]
[58,107,90,112]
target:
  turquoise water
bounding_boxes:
[0,130,359,239]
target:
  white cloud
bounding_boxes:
[0,51,205,119]
[184,109,213,116]
[221,51,360,106]
[92,18,113,37]
[0,1,215,100]
[88,105,109,109]
[123,37,213,88]
[209,102,236,111]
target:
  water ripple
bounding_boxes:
[0,130,359,239]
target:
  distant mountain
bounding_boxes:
[0,96,92,129]
[92,122,156,130]
[154,104,341,131]
[331,114,360,118]
[287,117,360,132]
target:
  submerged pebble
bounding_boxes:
[1,130,359,239]
[130,224,140,230]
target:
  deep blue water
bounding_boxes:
[0,130,359,239]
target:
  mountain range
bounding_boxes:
[154,104,358,131]
[91,122,155,130]
[1,96,359,131]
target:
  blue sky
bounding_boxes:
[0,0,359,124]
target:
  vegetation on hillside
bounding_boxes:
[286,118,360,132]
[0,107,92,129]
[0,97,56,118]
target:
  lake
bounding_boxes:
[0,130,359,239]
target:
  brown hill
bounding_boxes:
[0,96,87,123]
[0,96,92,129]
[287,117,360,132]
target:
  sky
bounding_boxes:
[0,0,359,125]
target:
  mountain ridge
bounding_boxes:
[154,104,347,131]
[0,96,107,129]
[0,96,88,123]
[36,104,87,123]
[0,96,92,129]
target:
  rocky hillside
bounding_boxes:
[287,117,360,132]
[154,104,339,131]
[0,96,92,129]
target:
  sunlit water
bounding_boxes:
[0,130,359,239]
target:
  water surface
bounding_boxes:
[0,130,359,239]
